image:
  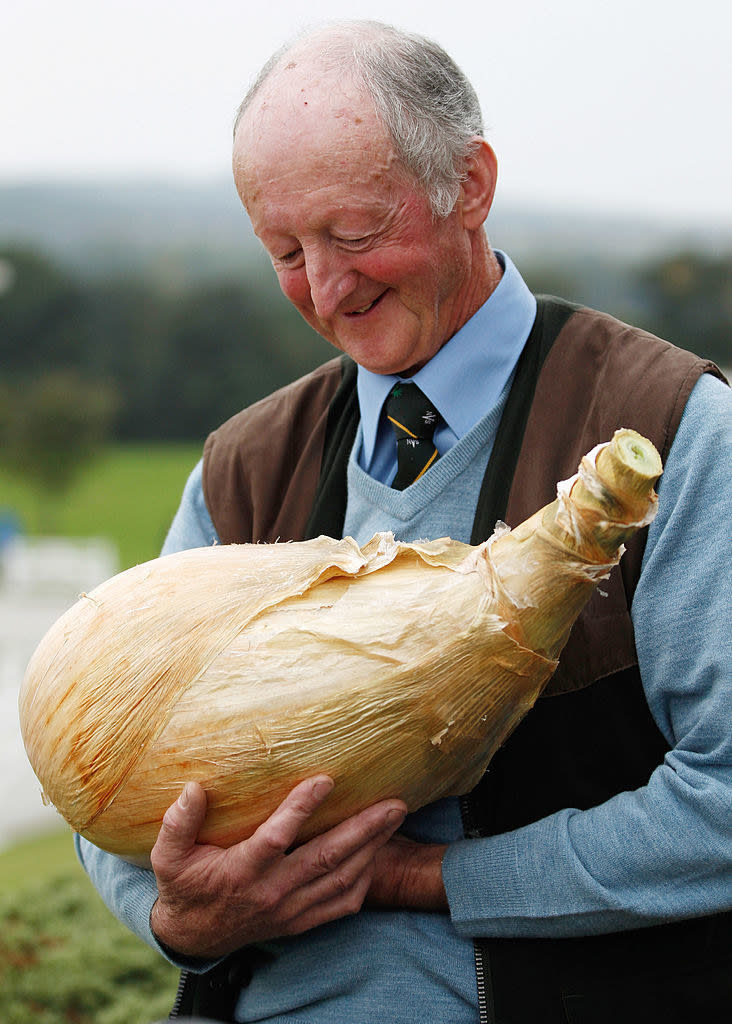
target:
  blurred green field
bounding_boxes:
[0,829,179,1023]
[0,442,202,569]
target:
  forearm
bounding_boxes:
[75,834,223,969]
[75,835,159,951]
[443,764,730,937]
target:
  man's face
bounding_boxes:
[234,74,483,376]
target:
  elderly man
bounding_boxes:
[77,20,731,1024]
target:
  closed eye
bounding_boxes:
[337,236,371,250]
[273,247,303,267]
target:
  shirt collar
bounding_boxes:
[356,250,537,468]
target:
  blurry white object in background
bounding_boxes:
[0,536,118,851]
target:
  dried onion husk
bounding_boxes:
[19,429,662,865]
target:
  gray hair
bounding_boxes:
[235,21,484,218]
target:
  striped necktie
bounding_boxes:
[386,382,441,490]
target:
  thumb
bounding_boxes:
[154,781,208,863]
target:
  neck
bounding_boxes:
[453,238,503,335]
[482,244,504,300]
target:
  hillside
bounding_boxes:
[2,179,729,285]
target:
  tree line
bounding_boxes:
[0,246,335,444]
[0,243,729,460]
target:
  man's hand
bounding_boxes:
[367,834,449,911]
[149,776,407,958]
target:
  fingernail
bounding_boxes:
[312,777,334,801]
[386,808,406,827]
[178,784,191,809]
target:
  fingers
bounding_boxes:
[277,798,407,919]
[151,781,208,876]
[294,805,405,911]
[290,863,376,936]
[302,801,407,881]
[242,775,335,871]
[237,797,406,939]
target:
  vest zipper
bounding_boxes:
[473,942,493,1024]
[168,968,190,1020]
[459,793,495,1024]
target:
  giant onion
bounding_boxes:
[19,429,662,865]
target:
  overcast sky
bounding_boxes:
[2,0,730,227]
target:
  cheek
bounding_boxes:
[277,268,311,308]
[351,251,411,292]
[355,235,442,293]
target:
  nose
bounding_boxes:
[305,246,357,320]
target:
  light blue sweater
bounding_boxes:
[76,271,731,1021]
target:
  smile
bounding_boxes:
[345,292,386,316]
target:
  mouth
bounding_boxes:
[344,291,387,317]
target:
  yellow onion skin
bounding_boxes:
[18,429,662,865]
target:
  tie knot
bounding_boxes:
[385,382,442,490]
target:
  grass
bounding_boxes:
[1,442,203,569]
[0,829,179,1024]
[0,828,76,889]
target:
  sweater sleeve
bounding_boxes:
[74,458,220,968]
[442,372,732,937]
[160,458,218,555]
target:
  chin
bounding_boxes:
[355,355,417,376]
[364,352,427,377]
[335,337,424,377]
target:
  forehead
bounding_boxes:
[233,61,402,207]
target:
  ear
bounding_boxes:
[459,139,498,229]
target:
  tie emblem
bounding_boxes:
[385,382,442,490]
